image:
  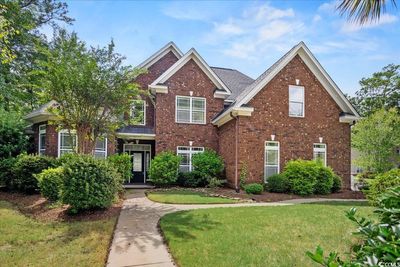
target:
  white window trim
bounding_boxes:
[93,137,108,158]
[57,129,77,158]
[130,100,146,126]
[176,146,205,172]
[289,85,305,118]
[264,141,280,182]
[313,143,327,167]
[38,124,46,155]
[175,95,206,124]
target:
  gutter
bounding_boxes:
[230,111,240,193]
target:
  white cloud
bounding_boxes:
[318,0,339,13]
[341,14,398,32]
[214,21,243,35]
[161,2,214,21]
[313,15,322,23]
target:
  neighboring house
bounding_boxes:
[25,41,360,189]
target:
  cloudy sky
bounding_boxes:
[58,0,399,96]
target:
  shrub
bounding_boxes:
[0,157,17,189]
[239,162,248,189]
[284,160,318,196]
[177,172,203,187]
[365,168,400,205]
[36,167,64,201]
[0,109,28,158]
[12,154,55,193]
[207,177,224,188]
[192,149,224,184]
[107,153,132,183]
[148,152,180,187]
[331,174,342,193]
[62,155,122,213]
[244,183,263,194]
[266,174,289,193]
[314,165,335,195]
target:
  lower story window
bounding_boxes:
[38,125,46,155]
[58,130,77,157]
[265,141,280,181]
[313,143,327,166]
[94,138,107,159]
[177,146,204,172]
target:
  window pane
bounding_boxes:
[177,97,190,109]
[178,153,190,165]
[131,100,145,125]
[61,133,76,149]
[289,102,303,116]
[177,110,190,122]
[266,142,278,147]
[266,150,278,165]
[179,165,190,173]
[39,134,46,150]
[95,139,106,150]
[265,166,278,178]
[94,151,106,159]
[314,151,326,166]
[192,99,205,110]
[192,111,205,123]
[289,87,304,102]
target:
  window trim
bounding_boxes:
[288,85,305,118]
[57,129,77,158]
[175,95,206,124]
[130,100,146,126]
[38,124,46,155]
[176,146,205,172]
[264,141,280,182]
[93,137,108,159]
[313,143,327,167]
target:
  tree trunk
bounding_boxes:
[76,123,95,154]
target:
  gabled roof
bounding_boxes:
[24,100,58,123]
[137,41,183,69]
[211,67,254,101]
[149,48,232,96]
[212,41,360,126]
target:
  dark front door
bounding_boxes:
[132,151,145,183]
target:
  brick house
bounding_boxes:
[25,41,359,189]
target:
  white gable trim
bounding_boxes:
[150,48,231,96]
[137,41,183,69]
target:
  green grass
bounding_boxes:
[147,190,239,204]
[160,202,374,267]
[0,201,116,267]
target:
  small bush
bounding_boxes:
[148,152,180,187]
[36,167,64,201]
[177,172,203,187]
[266,174,289,193]
[12,154,55,193]
[107,153,132,183]
[192,149,224,184]
[0,157,17,189]
[207,177,224,188]
[62,155,122,213]
[284,160,318,196]
[331,174,342,193]
[244,183,263,195]
[314,165,335,195]
[365,168,400,205]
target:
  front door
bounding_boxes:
[132,151,145,183]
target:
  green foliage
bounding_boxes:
[36,167,64,201]
[12,154,55,193]
[191,149,224,182]
[331,175,342,193]
[0,157,17,188]
[0,109,28,158]
[148,152,180,187]
[314,165,335,195]
[239,162,248,189]
[352,108,400,173]
[177,172,203,187]
[62,155,122,214]
[244,183,264,195]
[307,186,400,267]
[266,174,289,193]
[107,153,132,183]
[207,177,224,188]
[365,168,400,205]
[284,160,318,196]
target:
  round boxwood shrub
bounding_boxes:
[284,159,318,196]
[107,153,132,183]
[266,174,289,193]
[62,155,122,213]
[314,165,335,195]
[12,154,56,193]
[36,167,64,201]
[366,168,400,205]
[148,152,181,187]
[331,174,342,193]
[244,183,264,194]
[191,149,224,184]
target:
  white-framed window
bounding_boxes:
[58,130,77,157]
[265,141,280,182]
[38,125,46,155]
[176,96,206,124]
[313,143,327,166]
[131,100,146,125]
[93,137,107,159]
[289,85,304,117]
[177,146,204,172]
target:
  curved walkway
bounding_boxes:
[106,190,365,267]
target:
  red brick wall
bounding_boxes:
[236,55,351,188]
[155,59,224,153]
[218,118,237,188]
[32,122,58,157]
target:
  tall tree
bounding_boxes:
[36,30,142,154]
[338,0,397,24]
[351,64,400,116]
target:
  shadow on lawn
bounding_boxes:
[307,201,370,207]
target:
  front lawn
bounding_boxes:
[147,189,239,204]
[160,202,374,267]
[0,200,116,267]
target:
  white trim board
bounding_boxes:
[136,41,183,69]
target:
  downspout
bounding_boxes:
[230,111,240,193]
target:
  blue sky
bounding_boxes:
[57,0,399,96]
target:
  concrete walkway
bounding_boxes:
[106,190,365,267]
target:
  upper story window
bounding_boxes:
[265,141,280,181]
[38,125,46,155]
[313,143,327,166]
[176,96,206,124]
[289,85,304,117]
[94,138,107,159]
[177,146,204,172]
[131,100,146,125]
[58,130,77,157]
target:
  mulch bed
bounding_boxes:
[0,190,122,222]
[212,188,366,202]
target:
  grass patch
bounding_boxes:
[147,190,239,204]
[0,201,116,267]
[160,203,374,267]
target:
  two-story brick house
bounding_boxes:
[25,41,359,189]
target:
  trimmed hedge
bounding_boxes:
[365,168,400,205]
[107,153,132,183]
[177,172,202,187]
[266,174,289,193]
[284,160,318,196]
[244,183,264,194]
[331,174,342,193]
[314,165,335,195]
[148,152,181,187]
[36,167,64,201]
[192,149,224,185]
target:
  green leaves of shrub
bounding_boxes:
[148,152,180,187]
[107,153,132,183]
[36,167,64,201]
[365,168,400,205]
[244,183,263,194]
[266,174,289,193]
